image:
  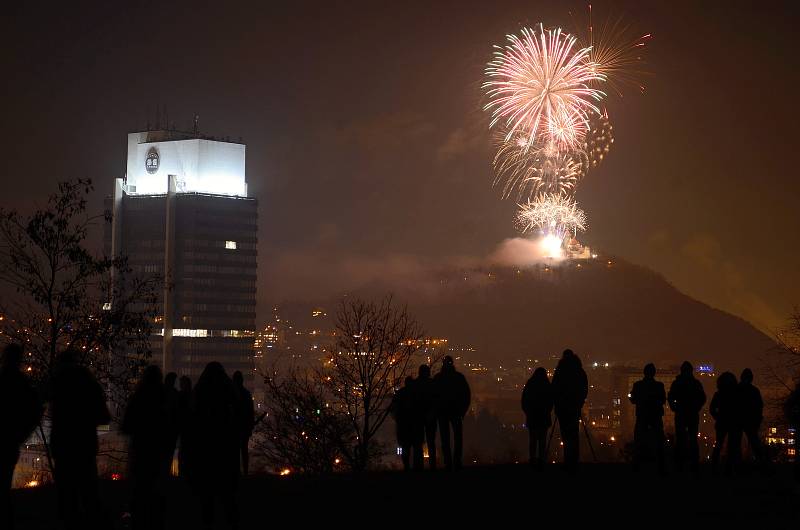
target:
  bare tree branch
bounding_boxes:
[320,296,425,471]
[0,179,161,473]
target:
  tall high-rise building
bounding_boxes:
[105,128,258,387]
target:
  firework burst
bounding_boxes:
[483,24,606,152]
[492,129,588,199]
[516,194,587,238]
[583,112,614,169]
[579,5,651,96]
[483,13,648,250]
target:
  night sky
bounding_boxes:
[2,1,798,333]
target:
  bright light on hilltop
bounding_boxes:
[540,234,563,259]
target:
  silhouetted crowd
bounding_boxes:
[390,355,471,471]
[2,342,800,529]
[122,361,255,530]
[521,349,588,471]
[394,350,777,476]
[627,361,766,476]
[0,344,255,530]
[519,350,770,475]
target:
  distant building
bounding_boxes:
[608,363,719,456]
[765,425,796,462]
[610,364,682,441]
[105,128,258,387]
[12,443,48,489]
[254,314,284,407]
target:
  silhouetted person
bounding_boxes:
[668,361,706,473]
[122,365,169,530]
[415,364,438,470]
[710,371,739,475]
[177,376,194,478]
[391,376,422,470]
[521,367,553,470]
[435,356,471,471]
[232,370,255,476]
[551,349,588,471]
[784,381,800,480]
[191,362,240,530]
[49,350,111,529]
[737,368,764,467]
[0,344,42,530]
[629,363,666,474]
[163,371,180,476]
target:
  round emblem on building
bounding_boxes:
[145,147,160,174]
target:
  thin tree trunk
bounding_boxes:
[37,421,54,478]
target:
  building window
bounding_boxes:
[225,241,237,250]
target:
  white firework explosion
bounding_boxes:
[483,24,606,152]
[516,194,587,238]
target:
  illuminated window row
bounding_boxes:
[159,328,256,338]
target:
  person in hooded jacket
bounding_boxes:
[551,349,588,471]
[122,365,170,530]
[49,349,111,529]
[710,371,739,475]
[736,368,764,467]
[190,362,240,530]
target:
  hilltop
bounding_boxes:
[280,254,776,371]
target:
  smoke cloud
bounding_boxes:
[486,237,565,267]
[263,235,563,312]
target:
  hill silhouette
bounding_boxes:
[293,254,775,370]
[406,257,774,369]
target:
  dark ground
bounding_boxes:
[12,464,800,528]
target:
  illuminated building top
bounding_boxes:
[125,130,247,197]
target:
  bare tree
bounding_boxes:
[322,296,424,472]
[0,179,160,469]
[254,367,349,475]
[763,306,800,392]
